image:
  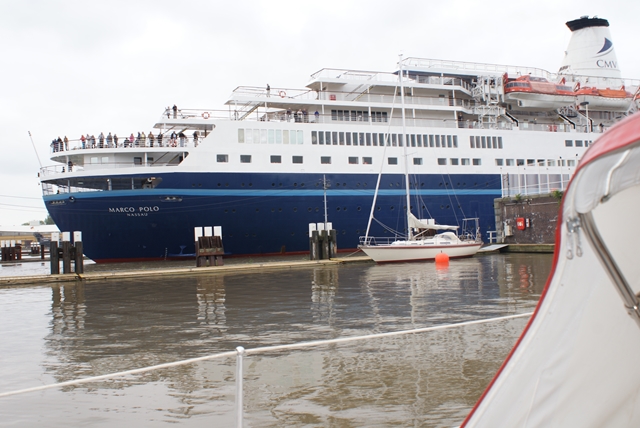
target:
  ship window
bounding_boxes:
[575,140,583,147]
[567,159,576,167]
[240,155,252,163]
[429,135,434,147]
[331,110,338,121]
[217,154,228,163]
[447,135,452,148]
[238,129,245,143]
[311,131,317,145]
[517,159,524,166]
[321,156,331,164]
[558,159,566,166]
[437,158,446,165]
[91,157,99,164]
[290,130,298,144]
[283,130,290,145]
[346,132,351,146]
[359,133,365,146]
[417,135,422,147]
[319,131,325,145]
[413,158,423,165]
[399,134,404,147]
[326,132,332,145]
[537,159,545,166]
[297,130,303,144]
[547,159,556,166]
[261,129,268,144]
[498,136,503,149]
[276,130,282,144]
[372,133,378,146]
[292,156,303,164]
[366,133,371,146]
[392,134,397,146]
[245,129,253,143]
[349,156,359,164]
[253,129,260,144]
[388,157,398,165]
[473,158,481,166]
[381,134,388,146]
[506,159,514,166]
[269,129,275,144]
[495,159,504,166]
[481,136,486,148]
[453,135,458,148]
[462,158,470,165]
[133,157,142,165]
[435,135,440,147]
[565,140,573,147]
[271,155,281,164]
[527,159,535,166]
[411,135,416,147]
[450,158,459,165]
[492,137,497,148]
[333,132,338,145]
[363,157,372,164]
[339,132,345,145]
[470,136,475,148]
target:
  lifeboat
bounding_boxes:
[575,84,634,111]
[504,74,576,109]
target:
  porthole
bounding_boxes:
[293,207,297,212]
[308,208,312,212]
[390,206,395,210]
[336,207,341,211]
[357,206,361,211]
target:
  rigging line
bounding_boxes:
[0,195,42,200]
[364,82,398,241]
[28,131,43,170]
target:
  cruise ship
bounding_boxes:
[39,16,639,262]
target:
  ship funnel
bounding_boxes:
[558,16,621,79]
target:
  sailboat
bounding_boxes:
[358,56,483,263]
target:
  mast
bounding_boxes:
[399,55,412,240]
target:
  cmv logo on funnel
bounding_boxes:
[595,37,617,69]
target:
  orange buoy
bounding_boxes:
[435,252,450,265]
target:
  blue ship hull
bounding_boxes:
[44,172,501,262]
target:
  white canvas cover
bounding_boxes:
[462,113,640,427]
[408,213,458,231]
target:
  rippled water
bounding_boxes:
[0,253,551,427]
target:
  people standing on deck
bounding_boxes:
[266,84,270,97]
[193,130,199,147]
[179,132,186,147]
[80,134,86,149]
[114,133,119,147]
[98,132,105,148]
[149,132,154,147]
[63,136,69,151]
[129,133,135,148]
[314,110,320,122]
[68,161,73,172]
[141,131,146,147]
[90,135,96,148]
[57,137,63,151]
[157,132,163,147]
[170,131,177,147]
[172,104,177,119]
[51,139,57,152]
[106,132,113,148]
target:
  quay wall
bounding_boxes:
[494,193,561,245]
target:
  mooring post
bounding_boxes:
[235,346,245,428]
[61,232,71,274]
[50,232,60,275]
[73,231,83,274]
[329,229,337,258]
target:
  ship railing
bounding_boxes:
[50,136,199,154]
[402,57,551,79]
[501,173,572,198]
[0,312,533,427]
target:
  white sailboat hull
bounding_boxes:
[359,241,482,263]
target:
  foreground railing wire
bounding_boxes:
[0,312,532,427]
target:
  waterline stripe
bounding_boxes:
[0,312,532,398]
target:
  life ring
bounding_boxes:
[202,112,210,119]
[279,91,286,98]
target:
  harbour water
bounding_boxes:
[0,253,551,427]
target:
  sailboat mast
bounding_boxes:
[398,55,412,240]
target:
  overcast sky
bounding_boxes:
[1,0,638,226]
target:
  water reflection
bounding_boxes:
[1,253,552,426]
